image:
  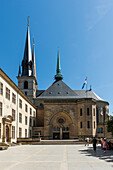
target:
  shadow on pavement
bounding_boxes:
[79,145,113,164]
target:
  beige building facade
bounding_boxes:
[0,68,36,143]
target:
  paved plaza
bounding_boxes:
[0,144,113,170]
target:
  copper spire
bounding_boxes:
[55,51,63,81]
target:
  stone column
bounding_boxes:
[49,125,52,140]
[9,124,12,142]
[2,122,6,142]
[60,127,62,140]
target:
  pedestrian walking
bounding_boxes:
[87,137,89,146]
[85,137,87,146]
[102,138,107,153]
[85,137,89,146]
[92,137,97,151]
[101,138,104,149]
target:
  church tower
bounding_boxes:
[17,18,37,102]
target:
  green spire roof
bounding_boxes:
[55,51,63,81]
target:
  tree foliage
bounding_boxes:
[106,116,113,136]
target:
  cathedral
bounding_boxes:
[0,21,109,143]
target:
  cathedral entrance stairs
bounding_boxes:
[38,139,84,145]
[17,138,84,145]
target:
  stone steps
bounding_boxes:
[20,140,84,145]
[17,138,84,145]
[35,141,84,145]
[37,139,84,145]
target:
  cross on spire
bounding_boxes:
[27,16,30,26]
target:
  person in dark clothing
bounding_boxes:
[107,141,111,150]
[92,137,97,151]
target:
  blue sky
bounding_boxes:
[0,0,113,114]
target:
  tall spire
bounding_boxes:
[32,39,37,83]
[55,51,63,81]
[21,16,32,76]
[18,65,21,77]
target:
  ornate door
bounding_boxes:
[6,125,9,142]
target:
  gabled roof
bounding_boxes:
[37,80,106,102]
[37,80,78,99]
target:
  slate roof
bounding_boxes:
[37,80,78,99]
[36,90,45,97]
[74,90,103,101]
[36,80,104,101]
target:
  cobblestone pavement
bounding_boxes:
[0,144,113,170]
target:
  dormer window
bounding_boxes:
[24,81,28,89]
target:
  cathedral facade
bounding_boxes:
[0,22,109,143]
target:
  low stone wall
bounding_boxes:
[17,138,41,145]
[0,143,9,150]
[0,146,8,150]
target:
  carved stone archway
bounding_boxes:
[49,112,74,140]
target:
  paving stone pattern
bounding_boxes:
[0,144,113,170]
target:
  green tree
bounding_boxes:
[106,116,113,136]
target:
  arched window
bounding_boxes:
[80,122,82,128]
[24,81,28,89]
[103,108,106,122]
[57,127,60,131]
[94,121,95,129]
[53,127,56,131]
[87,108,89,116]
[66,127,69,131]
[101,127,103,133]
[62,127,65,131]
[97,128,100,133]
[96,108,99,125]
[87,121,90,128]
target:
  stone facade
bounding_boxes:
[34,97,109,140]
[17,76,37,103]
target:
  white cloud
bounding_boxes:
[87,0,113,31]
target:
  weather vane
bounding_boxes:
[27,16,30,26]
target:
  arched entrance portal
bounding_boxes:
[2,115,13,143]
[49,112,74,140]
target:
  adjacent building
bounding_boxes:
[0,68,36,143]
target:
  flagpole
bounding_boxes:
[86,77,87,98]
